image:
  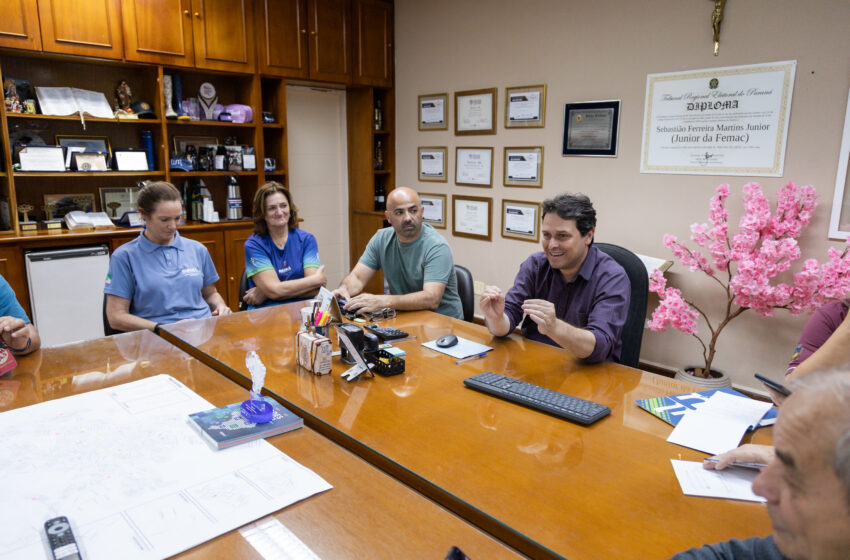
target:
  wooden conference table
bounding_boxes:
[2,330,517,559]
[161,304,774,560]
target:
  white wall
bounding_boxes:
[393,0,850,390]
[286,85,350,288]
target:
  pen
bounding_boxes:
[455,352,488,365]
[703,457,767,470]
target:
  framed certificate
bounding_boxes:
[452,195,492,241]
[100,186,140,218]
[420,193,447,228]
[114,150,150,171]
[418,147,447,182]
[829,87,850,239]
[455,88,496,135]
[563,100,620,157]
[418,93,448,131]
[501,199,540,242]
[504,146,543,187]
[505,85,546,128]
[455,147,493,187]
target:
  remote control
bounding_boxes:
[364,324,409,341]
[45,516,82,560]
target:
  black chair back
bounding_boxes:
[454,264,474,323]
[103,293,123,336]
[238,269,249,311]
[594,243,648,368]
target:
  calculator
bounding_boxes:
[364,324,409,341]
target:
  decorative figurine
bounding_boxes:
[162,75,178,119]
[114,80,135,118]
[17,203,33,222]
[197,82,218,120]
[710,0,727,56]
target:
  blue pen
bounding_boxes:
[455,352,487,365]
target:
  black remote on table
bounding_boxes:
[45,516,82,560]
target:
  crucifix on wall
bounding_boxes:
[711,0,727,56]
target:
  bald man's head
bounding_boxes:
[385,186,424,243]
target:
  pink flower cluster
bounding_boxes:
[648,182,850,371]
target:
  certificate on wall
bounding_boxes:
[418,147,447,182]
[419,93,448,131]
[452,195,491,241]
[420,193,446,228]
[455,88,496,135]
[501,199,540,242]
[640,60,796,176]
[562,100,620,157]
[505,85,546,128]
[455,147,493,187]
[504,146,543,187]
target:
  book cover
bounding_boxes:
[636,387,777,428]
[188,397,303,450]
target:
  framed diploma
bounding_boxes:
[562,100,620,157]
[455,88,496,135]
[828,87,850,240]
[455,147,493,187]
[504,146,543,187]
[420,193,447,228]
[505,84,546,128]
[501,199,540,242]
[452,195,492,241]
[418,93,448,131]
[418,147,447,182]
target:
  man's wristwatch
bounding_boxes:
[8,337,31,353]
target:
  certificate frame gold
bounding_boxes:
[418,93,448,131]
[504,84,546,129]
[418,146,448,182]
[501,199,541,243]
[419,192,447,229]
[503,146,543,187]
[452,194,492,241]
[454,88,497,136]
[455,147,493,187]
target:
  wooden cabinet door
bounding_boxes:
[0,246,29,318]
[255,0,309,78]
[224,226,252,310]
[352,0,392,87]
[350,212,384,295]
[179,229,227,301]
[121,0,194,67]
[38,0,124,59]
[308,0,351,83]
[0,0,41,51]
[191,0,255,73]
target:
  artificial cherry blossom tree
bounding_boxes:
[647,182,850,378]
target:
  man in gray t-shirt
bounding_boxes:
[334,187,463,319]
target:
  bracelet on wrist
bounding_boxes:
[153,323,161,334]
[8,337,31,353]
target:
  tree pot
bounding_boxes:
[674,366,731,389]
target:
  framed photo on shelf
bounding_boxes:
[418,93,448,131]
[501,199,541,242]
[505,84,546,128]
[504,146,543,187]
[55,135,112,158]
[452,195,492,241]
[99,187,140,219]
[43,193,96,218]
[419,193,447,228]
[114,150,149,171]
[173,135,219,154]
[455,147,493,187]
[418,147,447,182]
[71,152,109,172]
[562,100,620,157]
[455,88,497,135]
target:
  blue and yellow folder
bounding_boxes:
[636,387,777,428]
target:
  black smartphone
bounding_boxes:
[445,546,470,560]
[754,373,791,397]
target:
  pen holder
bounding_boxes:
[371,349,405,377]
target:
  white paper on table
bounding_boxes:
[422,336,493,359]
[666,392,773,455]
[671,460,766,503]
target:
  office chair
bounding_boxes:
[102,293,123,336]
[594,243,648,369]
[238,269,249,311]
[454,264,475,323]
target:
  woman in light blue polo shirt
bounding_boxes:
[104,181,231,332]
[242,181,325,309]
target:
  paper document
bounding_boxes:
[0,375,332,560]
[636,253,673,277]
[422,336,493,359]
[671,460,766,503]
[35,86,114,119]
[666,391,773,455]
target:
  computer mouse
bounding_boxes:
[436,334,458,348]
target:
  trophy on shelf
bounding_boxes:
[197,82,218,120]
[162,75,178,119]
[114,80,138,120]
[106,201,122,218]
[18,203,37,231]
[43,201,62,230]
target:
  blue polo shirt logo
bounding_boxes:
[181,267,201,277]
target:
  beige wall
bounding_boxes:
[393,0,850,390]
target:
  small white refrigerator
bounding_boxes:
[25,245,110,347]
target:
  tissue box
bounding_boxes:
[296,330,332,375]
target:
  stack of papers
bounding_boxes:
[671,460,766,502]
[422,336,492,359]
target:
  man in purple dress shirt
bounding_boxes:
[480,193,630,363]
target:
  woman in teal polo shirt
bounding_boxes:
[104,181,231,332]
[241,181,325,309]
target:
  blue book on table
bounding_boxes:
[636,387,777,429]
[188,396,303,450]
